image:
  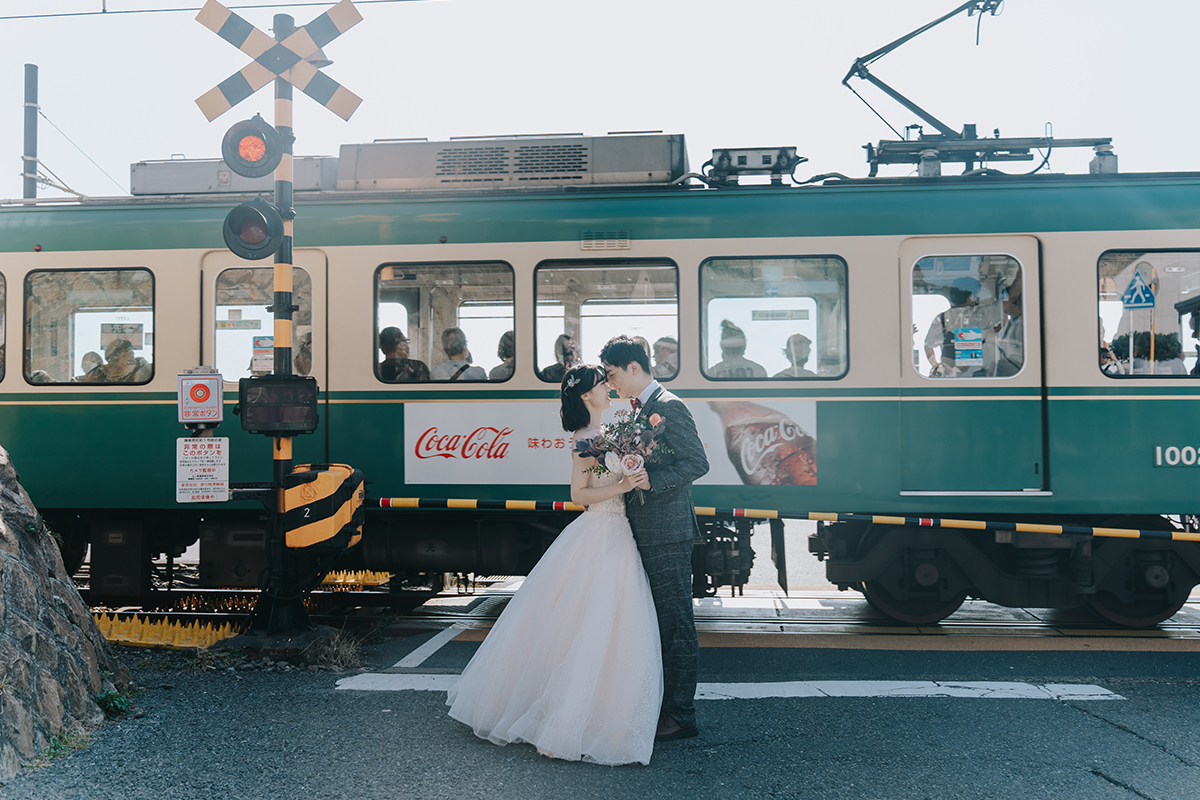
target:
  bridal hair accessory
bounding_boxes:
[566,374,581,388]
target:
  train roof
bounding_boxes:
[4,133,1200,253]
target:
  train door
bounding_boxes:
[200,249,328,454]
[899,236,1046,493]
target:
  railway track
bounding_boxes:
[80,560,1200,640]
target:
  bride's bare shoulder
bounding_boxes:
[572,425,603,443]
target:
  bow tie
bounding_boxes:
[630,398,643,413]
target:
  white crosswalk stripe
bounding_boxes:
[336,674,1124,700]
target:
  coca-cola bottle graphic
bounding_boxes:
[708,401,817,485]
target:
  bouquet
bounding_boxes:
[572,410,668,504]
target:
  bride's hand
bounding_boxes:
[626,470,650,491]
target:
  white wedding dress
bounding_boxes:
[446,437,664,766]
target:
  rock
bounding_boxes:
[0,444,129,781]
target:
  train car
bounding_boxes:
[1,132,1197,627]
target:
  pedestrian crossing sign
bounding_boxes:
[1121,269,1156,309]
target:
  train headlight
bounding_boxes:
[221,115,283,179]
[223,197,284,260]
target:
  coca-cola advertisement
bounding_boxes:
[405,402,570,484]
[696,401,817,486]
[403,399,817,486]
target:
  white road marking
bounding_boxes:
[339,673,457,692]
[393,625,465,668]
[336,674,1124,700]
[697,680,1124,701]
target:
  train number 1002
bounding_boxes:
[1155,445,1200,467]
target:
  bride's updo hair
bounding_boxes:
[560,363,606,432]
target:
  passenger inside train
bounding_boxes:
[79,339,152,384]
[432,328,486,381]
[651,336,678,380]
[489,331,514,381]
[708,320,767,379]
[378,326,430,382]
[774,333,815,377]
[539,334,578,382]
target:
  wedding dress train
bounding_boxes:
[447,468,663,765]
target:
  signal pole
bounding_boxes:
[196,0,364,638]
[259,12,303,634]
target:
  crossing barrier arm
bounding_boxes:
[366,498,1200,543]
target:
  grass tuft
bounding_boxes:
[93,690,132,719]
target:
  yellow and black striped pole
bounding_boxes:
[367,498,1200,543]
[263,12,303,633]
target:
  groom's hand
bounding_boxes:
[629,471,651,491]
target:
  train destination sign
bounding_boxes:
[176,438,230,503]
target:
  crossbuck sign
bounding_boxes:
[195,0,363,121]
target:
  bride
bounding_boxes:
[447,363,664,765]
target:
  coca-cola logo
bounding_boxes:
[415,426,512,460]
[740,418,804,476]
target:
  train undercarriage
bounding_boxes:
[46,505,1200,629]
[809,516,1200,628]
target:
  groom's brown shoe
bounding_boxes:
[655,713,698,741]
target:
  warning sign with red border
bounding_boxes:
[177,437,229,503]
[178,373,224,423]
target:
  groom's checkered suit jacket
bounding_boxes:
[624,386,709,546]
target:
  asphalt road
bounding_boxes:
[4,628,1199,800]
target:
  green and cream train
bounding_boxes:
[1,133,1197,626]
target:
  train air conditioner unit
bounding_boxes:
[130,156,339,195]
[335,133,688,190]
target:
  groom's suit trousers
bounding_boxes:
[637,539,698,729]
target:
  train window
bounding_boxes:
[24,269,154,385]
[215,267,312,381]
[1098,251,1200,377]
[701,257,847,380]
[912,255,1022,379]
[374,262,514,382]
[0,274,5,382]
[534,260,678,382]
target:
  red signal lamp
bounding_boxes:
[223,197,284,260]
[221,114,283,179]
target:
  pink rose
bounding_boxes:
[620,453,645,474]
[649,413,662,426]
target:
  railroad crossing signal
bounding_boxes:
[223,196,284,260]
[222,114,283,178]
[194,0,363,121]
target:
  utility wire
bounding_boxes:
[0,0,435,21]
[37,108,130,195]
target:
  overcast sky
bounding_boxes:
[1,0,1195,199]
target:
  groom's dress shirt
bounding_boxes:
[633,380,660,416]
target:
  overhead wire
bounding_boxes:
[0,0,435,21]
[37,108,131,195]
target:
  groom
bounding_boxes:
[600,335,709,741]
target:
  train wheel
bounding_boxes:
[1087,592,1186,628]
[859,525,967,625]
[862,582,968,625]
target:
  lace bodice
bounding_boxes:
[587,469,626,516]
